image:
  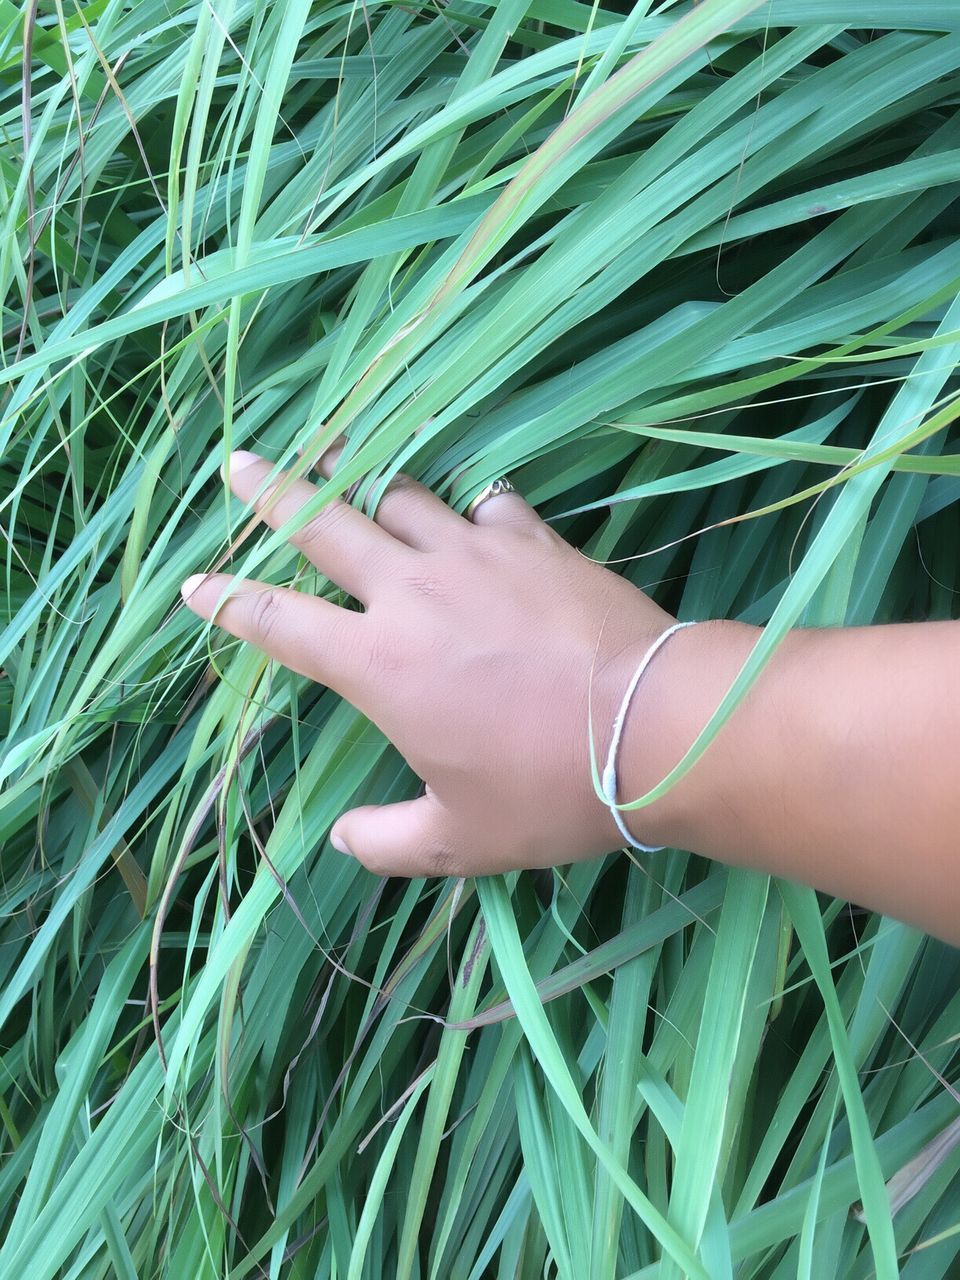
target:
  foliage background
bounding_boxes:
[2,1,960,1276]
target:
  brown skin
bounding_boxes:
[182,448,960,947]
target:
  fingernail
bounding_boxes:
[330,832,351,856]
[181,574,207,599]
[221,449,262,480]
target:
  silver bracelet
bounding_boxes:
[601,619,697,853]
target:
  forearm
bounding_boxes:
[619,618,960,945]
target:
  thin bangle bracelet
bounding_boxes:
[601,619,697,853]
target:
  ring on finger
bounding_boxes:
[465,476,515,521]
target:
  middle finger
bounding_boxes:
[315,440,467,551]
[226,450,407,601]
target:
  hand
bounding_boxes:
[181,448,678,878]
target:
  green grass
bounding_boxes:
[3,2,960,1276]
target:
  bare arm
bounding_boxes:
[621,619,960,945]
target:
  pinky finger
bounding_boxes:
[181,573,364,697]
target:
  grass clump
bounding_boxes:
[2,2,960,1277]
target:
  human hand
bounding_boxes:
[181,448,679,878]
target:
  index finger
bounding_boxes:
[181,573,368,699]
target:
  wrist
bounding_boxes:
[610,618,767,854]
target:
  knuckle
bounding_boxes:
[372,472,415,516]
[250,587,284,640]
[297,500,345,549]
[385,471,415,495]
[503,516,556,548]
[420,841,462,879]
[402,573,449,601]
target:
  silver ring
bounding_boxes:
[465,476,515,520]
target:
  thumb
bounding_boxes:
[330,794,462,879]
